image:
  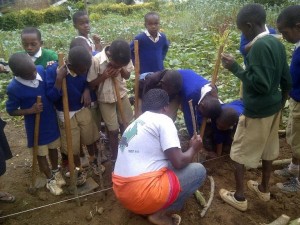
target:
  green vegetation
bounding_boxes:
[0,0,295,127]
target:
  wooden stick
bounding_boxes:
[31,96,42,189]
[200,176,215,217]
[188,100,197,137]
[257,158,292,169]
[134,40,140,118]
[113,77,128,128]
[59,53,79,204]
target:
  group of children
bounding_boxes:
[0,3,299,223]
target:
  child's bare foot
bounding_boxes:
[148,212,181,225]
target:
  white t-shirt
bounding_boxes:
[114,111,181,177]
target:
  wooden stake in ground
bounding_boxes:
[113,77,128,128]
[31,96,42,192]
[188,100,197,138]
[58,53,79,204]
[134,40,140,119]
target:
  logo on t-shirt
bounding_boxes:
[119,120,145,152]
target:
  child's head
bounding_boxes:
[236,4,266,41]
[9,53,36,80]
[160,70,182,98]
[67,46,92,75]
[72,10,90,37]
[144,12,160,37]
[69,37,92,55]
[216,107,239,131]
[107,39,131,69]
[198,95,221,119]
[21,27,42,56]
[277,5,300,44]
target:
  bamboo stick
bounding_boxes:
[59,53,79,204]
[113,77,128,128]
[134,40,140,118]
[31,96,42,190]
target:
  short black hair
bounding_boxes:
[72,10,87,24]
[21,27,42,41]
[161,70,182,94]
[109,39,131,65]
[142,89,169,113]
[144,12,159,22]
[217,107,239,129]
[237,4,266,27]
[69,37,90,50]
[68,46,91,68]
[277,5,300,28]
[201,97,222,119]
[8,53,35,77]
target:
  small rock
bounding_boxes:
[97,207,104,215]
[86,214,93,221]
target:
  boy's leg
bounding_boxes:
[99,102,120,161]
[118,95,134,134]
[233,161,245,200]
[37,155,52,179]
[260,160,272,193]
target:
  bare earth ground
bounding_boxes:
[0,117,299,225]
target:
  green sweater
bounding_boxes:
[34,48,58,68]
[230,35,291,118]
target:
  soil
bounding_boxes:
[0,116,299,225]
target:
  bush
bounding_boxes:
[20,9,44,27]
[43,7,69,23]
[253,0,288,6]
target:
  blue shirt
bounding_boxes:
[6,66,60,148]
[212,100,244,144]
[290,47,300,102]
[130,32,169,74]
[46,63,88,111]
[178,69,209,137]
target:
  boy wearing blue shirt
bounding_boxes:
[130,12,169,74]
[211,99,244,157]
[46,46,99,186]
[6,53,65,196]
[275,5,300,192]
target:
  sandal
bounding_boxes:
[0,192,15,203]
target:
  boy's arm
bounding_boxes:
[280,60,292,107]
[8,103,43,116]
[92,34,102,52]
[162,35,169,60]
[45,63,65,102]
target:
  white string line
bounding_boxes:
[0,155,229,220]
[0,187,112,219]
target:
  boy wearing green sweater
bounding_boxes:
[219,4,292,211]
[21,27,58,68]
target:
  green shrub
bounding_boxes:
[20,9,44,27]
[0,12,22,30]
[253,0,288,6]
[43,7,69,23]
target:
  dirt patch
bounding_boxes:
[0,116,299,225]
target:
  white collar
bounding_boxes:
[295,41,300,50]
[98,47,110,65]
[15,72,43,88]
[247,25,270,47]
[144,30,161,42]
[32,47,42,58]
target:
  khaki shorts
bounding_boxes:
[58,108,99,155]
[286,98,300,159]
[230,112,281,168]
[90,101,102,131]
[99,95,133,131]
[29,138,61,157]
